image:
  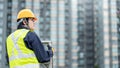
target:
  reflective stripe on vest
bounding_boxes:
[14,64,40,68]
[9,53,35,61]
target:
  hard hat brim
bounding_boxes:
[17,17,37,21]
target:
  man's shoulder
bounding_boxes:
[26,31,38,39]
[27,31,36,36]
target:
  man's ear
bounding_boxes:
[23,20,26,25]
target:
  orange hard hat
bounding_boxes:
[17,9,37,21]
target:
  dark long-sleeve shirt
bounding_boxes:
[24,31,53,63]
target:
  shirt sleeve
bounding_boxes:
[24,31,53,63]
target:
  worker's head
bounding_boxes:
[17,9,37,31]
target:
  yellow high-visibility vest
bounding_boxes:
[6,29,40,68]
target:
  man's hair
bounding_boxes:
[17,18,29,29]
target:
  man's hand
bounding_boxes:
[52,48,54,53]
[47,45,54,53]
[47,45,52,50]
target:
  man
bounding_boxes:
[6,9,54,68]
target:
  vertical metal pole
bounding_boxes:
[108,0,112,68]
[43,0,46,40]
[57,0,59,68]
[52,56,53,68]
[2,0,8,68]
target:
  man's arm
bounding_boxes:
[24,32,53,63]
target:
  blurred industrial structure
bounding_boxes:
[77,0,95,68]
[0,0,120,68]
[94,0,120,68]
[0,0,78,68]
